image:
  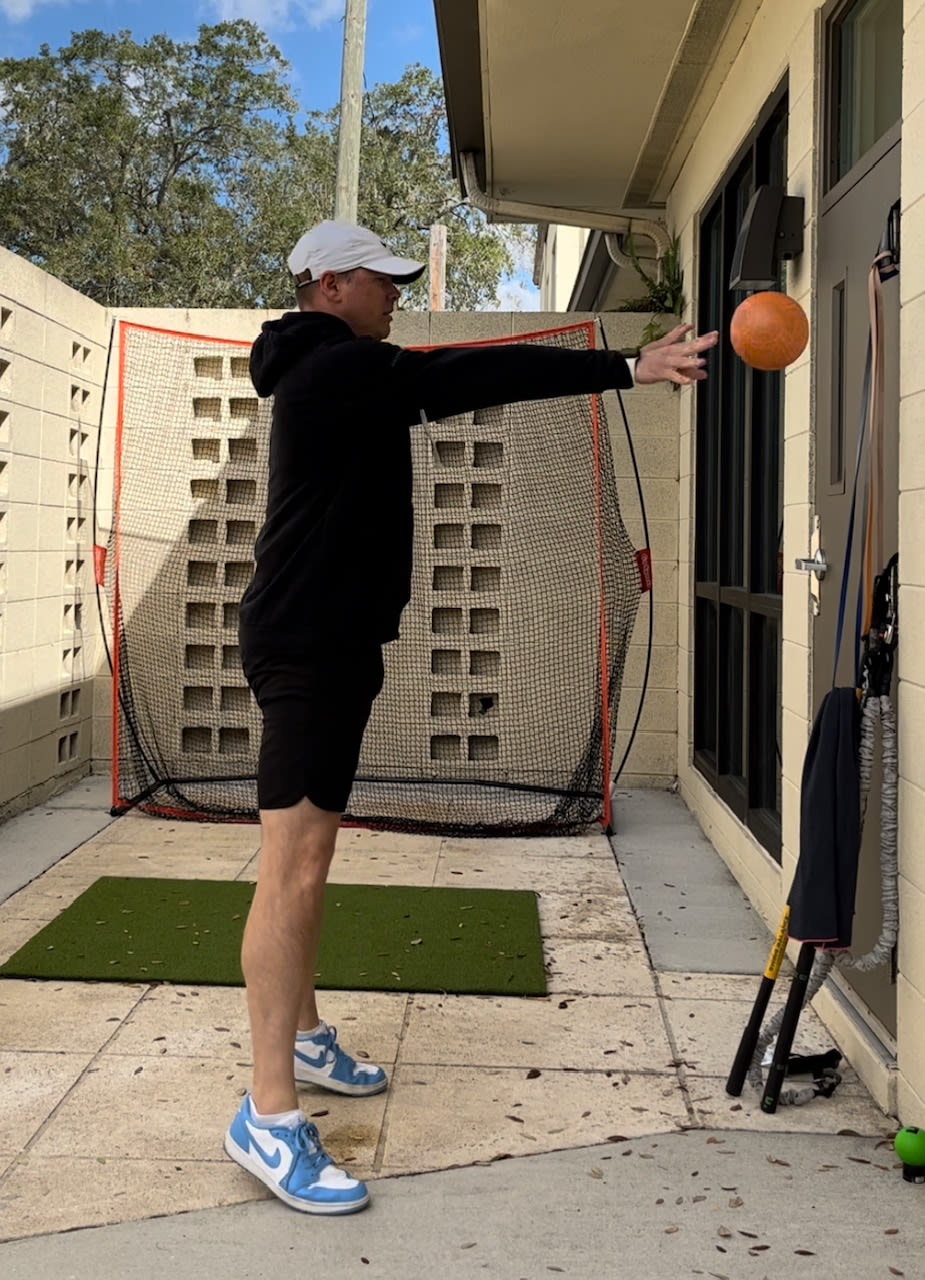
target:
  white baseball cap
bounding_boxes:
[288,220,426,285]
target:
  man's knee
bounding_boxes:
[258,797,340,877]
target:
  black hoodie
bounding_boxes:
[238,311,633,657]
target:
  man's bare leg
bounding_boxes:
[241,796,339,1114]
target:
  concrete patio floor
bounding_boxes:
[0,777,916,1278]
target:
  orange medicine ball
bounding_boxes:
[730,291,809,371]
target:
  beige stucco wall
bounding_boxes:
[895,0,925,1128]
[539,227,590,310]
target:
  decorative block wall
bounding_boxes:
[0,252,108,815]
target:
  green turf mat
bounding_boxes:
[0,877,547,996]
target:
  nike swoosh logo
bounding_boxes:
[244,1120,288,1170]
[295,1047,328,1070]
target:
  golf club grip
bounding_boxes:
[726,976,775,1096]
[761,941,816,1114]
[725,905,791,1096]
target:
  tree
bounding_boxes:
[0,24,530,310]
[0,24,295,307]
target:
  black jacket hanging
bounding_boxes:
[788,687,861,950]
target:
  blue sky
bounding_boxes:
[0,0,539,308]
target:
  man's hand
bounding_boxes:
[634,324,720,385]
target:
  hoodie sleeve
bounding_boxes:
[380,340,633,422]
[296,335,633,425]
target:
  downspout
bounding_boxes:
[460,150,672,263]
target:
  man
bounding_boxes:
[225,220,718,1214]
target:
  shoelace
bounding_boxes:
[292,1122,332,1171]
[312,1024,373,1078]
[315,1024,338,1063]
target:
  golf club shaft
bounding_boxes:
[726,904,790,1097]
[761,940,816,1113]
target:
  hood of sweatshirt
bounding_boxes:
[249,310,354,397]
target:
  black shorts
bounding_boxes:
[243,645,385,814]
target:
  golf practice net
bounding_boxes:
[110,319,644,833]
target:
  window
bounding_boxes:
[828,0,903,188]
[694,94,787,860]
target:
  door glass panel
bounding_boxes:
[749,613,780,813]
[721,165,753,589]
[696,204,722,583]
[694,96,785,859]
[694,598,717,763]
[719,604,744,779]
[750,368,783,595]
[833,0,902,183]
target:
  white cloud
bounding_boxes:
[0,0,48,19]
[482,274,540,313]
[505,234,537,278]
[208,0,343,30]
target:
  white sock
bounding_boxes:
[296,1022,325,1040]
[248,1098,304,1129]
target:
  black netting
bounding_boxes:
[112,320,640,833]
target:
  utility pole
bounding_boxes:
[429,224,447,310]
[334,0,368,223]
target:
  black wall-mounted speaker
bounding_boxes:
[729,186,805,291]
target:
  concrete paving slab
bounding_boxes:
[336,828,443,856]
[665,995,837,1077]
[0,776,903,1265]
[398,992,674,1074]
[0,774,116,904]
[433,850,627,897]
[634,913,771,975]
[544,936,658,996]
[325,847,441,886]
[0,980,145,1053]
[536,889,640,939]
[25,1055,254,1161]
[687,1075,893,1136]
[39,776,113,812]
[380,1064,688,1171]
[612,786,705,834]
[0,1051,97,1153]
[661,971,795,1000]
[105,985,406,1065]
[0,918,51,965]
[441,834,614,859]
[610,788,772,975]
[0,870,98,922]
[0,1156,254,1243]
[78,814,185,846]
[1,1133,917,1280]
[53,844,257,879]
[82,815,258,850]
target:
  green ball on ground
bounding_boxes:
[894,1127,925,1166]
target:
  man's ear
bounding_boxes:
[317,270,342,300]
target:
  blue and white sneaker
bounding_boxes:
[294,1021,388,1096]
[224,1095,370,1215]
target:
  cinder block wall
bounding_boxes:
[0,278,679,819]
[0,248,109,817]
[101,308,678,794]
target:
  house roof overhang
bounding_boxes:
[434,0,760,222]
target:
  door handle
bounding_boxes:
[794,549,829,579]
